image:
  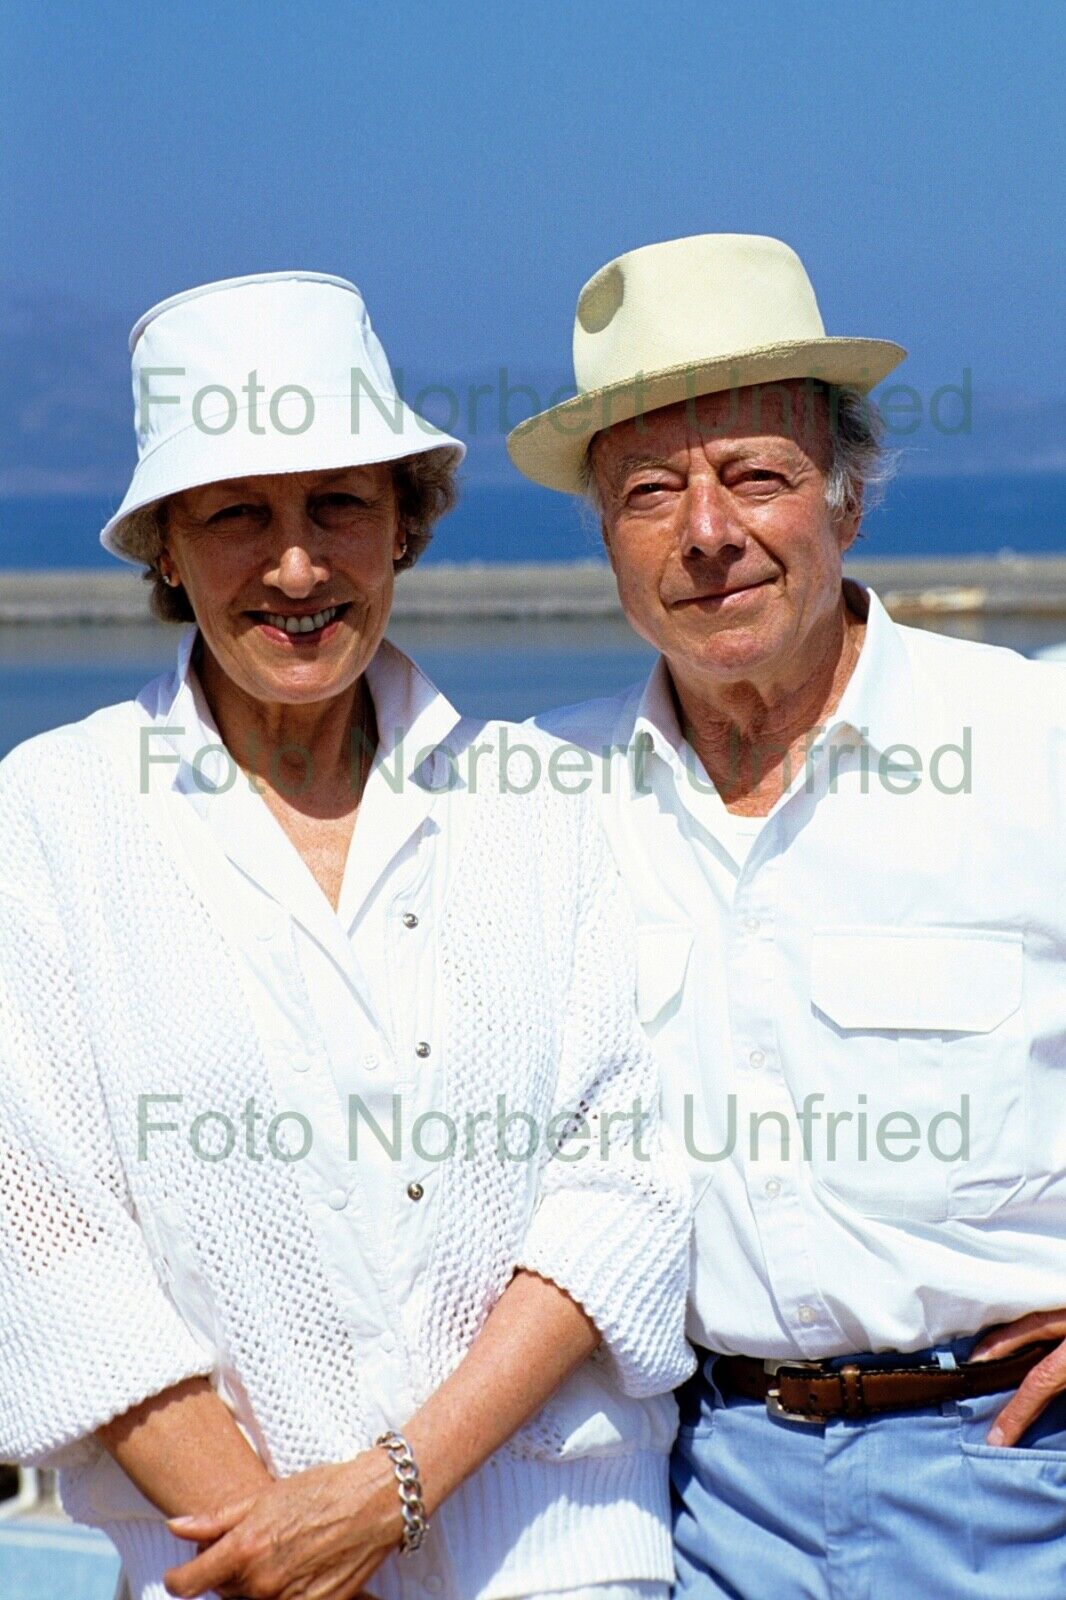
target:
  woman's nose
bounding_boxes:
[264,512,328,595]
[271,546,325,595]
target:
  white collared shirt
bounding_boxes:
[158,625,475,1360]
[537,581,1066,1358]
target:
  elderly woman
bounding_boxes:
[0,273,693,1600]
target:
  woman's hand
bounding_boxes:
[970,1310,1066,1445]
[162,1449,402,1600]
[162,1270,600,1597]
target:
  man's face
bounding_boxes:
[590,382,861,691]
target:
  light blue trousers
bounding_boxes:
[671,1333,1066,1599]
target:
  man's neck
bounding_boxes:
[666,591,868,817]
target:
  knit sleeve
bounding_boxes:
[515,799,695,1398]
[0,755,215,1467]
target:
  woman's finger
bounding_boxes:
[163,1533,244,1599]
[167,1495,257,1543]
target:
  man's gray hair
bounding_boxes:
[581,382,896,525]
[823,385,896,520]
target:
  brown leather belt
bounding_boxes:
[712,1341,1057,1425]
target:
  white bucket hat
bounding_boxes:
[506,233,906,493]
[100,270,465,564]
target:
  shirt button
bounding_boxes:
[406,1181,425,1202]
[363,1052,380,1072]
[415,1041,431,1058]
[424,1578,443,1595]
[402,912,419,929]
[327,1188,348,1211]
[764,1178,781,1198]
[749,1049,766,1069]
[744,915,761,934]
[798,1304,816,1326]
[290,1054,310,1073]
[380,1332,397,1353]
[256,920,277,942]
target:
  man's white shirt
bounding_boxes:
[535,580,1066,1359]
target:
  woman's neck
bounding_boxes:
[194,634,377,803]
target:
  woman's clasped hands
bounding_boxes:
[163,1450,400,1600]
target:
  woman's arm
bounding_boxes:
[95,1376,272,1517]
[162,1269,599,1600]
[0,764,221,1474]
[405,1267,599,1513]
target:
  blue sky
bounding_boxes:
[1,0,1063,491]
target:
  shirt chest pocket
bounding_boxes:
[807,927,1026,1224]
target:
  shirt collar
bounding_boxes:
[155,624,463,793]
[149,625,466,967]
[364,636,464,784]
[627,579,919,777]
[821,579,918,757]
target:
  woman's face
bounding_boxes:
[161,464,403,706]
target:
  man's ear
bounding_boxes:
[600,516,618,574]
[837,492,864,557]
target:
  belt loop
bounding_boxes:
[702,1350,728,1410]
[839,1363,867,1418]
[934,1349,958,1371]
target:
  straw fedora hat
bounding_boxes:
[101,269,465,564]
[506,233,906,494]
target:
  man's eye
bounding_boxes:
[628,482,670,500]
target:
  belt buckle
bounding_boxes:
[763,1358,832,1425]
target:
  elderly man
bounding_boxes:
[509,234,1066,1598]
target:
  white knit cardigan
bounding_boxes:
[0,696,694,1600]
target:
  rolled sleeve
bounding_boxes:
[516,802,695,1397]
[0,861,213,1466]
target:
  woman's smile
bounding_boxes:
[247,600,354,644]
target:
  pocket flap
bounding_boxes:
[636,922,694,1023]
[811,928,1023,1032]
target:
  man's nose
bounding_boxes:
[680,479,745,561]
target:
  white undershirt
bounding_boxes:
[711,805,765,867]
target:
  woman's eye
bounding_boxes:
[208,503,259,523]
[314,493,368,515]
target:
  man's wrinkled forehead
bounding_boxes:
[590,379,833,474]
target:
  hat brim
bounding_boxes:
[100,393,466,565]
[506,337,907,493]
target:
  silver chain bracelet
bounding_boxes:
[375,1430,429,1554]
